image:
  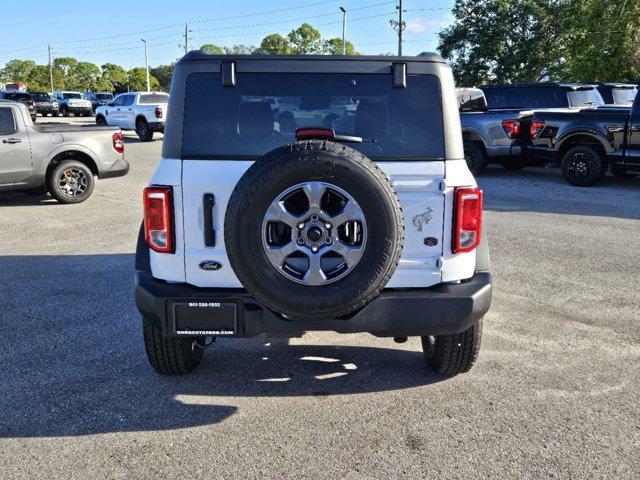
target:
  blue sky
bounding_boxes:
[0,0,455,68]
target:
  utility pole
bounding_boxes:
[47,44,54,92]
[184,23,189,54]
[389,0,406,56]
[339,7,347,55]
[141,39,150,92]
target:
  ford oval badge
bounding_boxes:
[199,260,223,271]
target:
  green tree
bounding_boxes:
[438,0,562,85]
[149,64,174,92]
[25,65,52,91]
[0,59,37,83]
[71,61,101,91]
[323,38,359,55]
[287,23,323,54]
[223,44,255,54]
[255,34,291,54]
[127,67,160,91]
[557,0,640,82]
[200,44,224,54]
[100,63,128,92]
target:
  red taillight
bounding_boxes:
[453,187,483,253]
[501,119,520,139]
[295,127,334,140]
[155,107,162,119]
[530,119,545,139]
[112,132,124,153]
[143,186,174,253]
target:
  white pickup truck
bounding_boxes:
[95,91,169,142]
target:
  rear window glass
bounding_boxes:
[183,72,444,159]
[483,87,567,109]
[0,107,16,135]
[139,93,169,104]
[612,87,637,105]
[63,93,82,99]
[567,89,604,107]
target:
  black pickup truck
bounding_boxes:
[519,92,640,186]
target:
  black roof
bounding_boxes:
[179,51,445,64]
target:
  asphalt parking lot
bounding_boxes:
[1,116,639,479]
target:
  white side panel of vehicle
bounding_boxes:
[148,158,186,282]
[441,159,477,282]
[178,160,448,289]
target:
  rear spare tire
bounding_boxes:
[225,140,404,321]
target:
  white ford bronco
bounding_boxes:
[135,52,492,376]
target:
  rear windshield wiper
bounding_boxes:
[333,134,378,143]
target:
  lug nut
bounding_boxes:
[311,245,319,253]
[297,237,305,245]
[324,223,331,229]
[310,214,319,222]
[297,222,305,229]
[324,237,332,245]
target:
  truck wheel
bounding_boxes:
[463,141,487,176]
[48,160,95,204]
[422,319,483,375]
[561,146,603,187]
[142,318,204,375]
[136,119,153,142]
[225,140,404,321]
[96,116,107,126]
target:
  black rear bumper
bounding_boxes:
[135,271,492,338]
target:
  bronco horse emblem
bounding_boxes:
[412,208,434,232]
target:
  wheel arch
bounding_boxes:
[45,148,99,184]
[557,132,610,160]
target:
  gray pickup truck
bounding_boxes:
[0,101,129,203]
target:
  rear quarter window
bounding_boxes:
[0,108,17,135]
[182,72,445,160]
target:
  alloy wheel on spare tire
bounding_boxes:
[225,140,404,321]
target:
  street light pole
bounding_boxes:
[141,39,150,92]
[48,44,54,92]
[339,7,347,55]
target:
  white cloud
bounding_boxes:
[405,18,439,34]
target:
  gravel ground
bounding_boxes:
[1,117,639,479]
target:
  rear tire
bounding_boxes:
[136,119,153,142]
[142,318,204,375]
[561,146,604,187]
[47,160,95,204]
[422,319,483,375]
[96,116,107,126]
[463,141,488,176]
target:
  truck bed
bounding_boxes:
[32,123,117,133]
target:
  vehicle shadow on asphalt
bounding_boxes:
[0,254,442,439]
[0,192,57,206]
[478,166,640,220]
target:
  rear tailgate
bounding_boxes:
[181,160,445,289]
